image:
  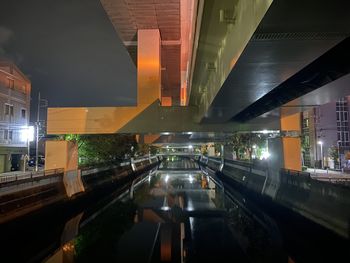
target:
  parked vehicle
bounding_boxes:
[27,156,45,167]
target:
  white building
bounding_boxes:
[0,61,31,172]
[302,96,350,169]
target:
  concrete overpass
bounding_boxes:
[44,0,350,172]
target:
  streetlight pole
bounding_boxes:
[35,92,40,172]
[318,141,323,169]
[23,134,29,172]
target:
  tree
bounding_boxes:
[328,145,339,168]
[63,134,137,166]
[229,133,267,160]
[229,133,240,159]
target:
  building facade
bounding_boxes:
[0,61,31,172]
[302,96,350,169]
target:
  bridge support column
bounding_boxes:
[45,140,78,171]
[280,113,302,171]
[45,140,85,197]
[264,113,302,198]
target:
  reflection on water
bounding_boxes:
[43,158,304,262]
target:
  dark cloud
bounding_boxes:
[0,26,14,56]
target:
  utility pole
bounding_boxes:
[35,92,40,172]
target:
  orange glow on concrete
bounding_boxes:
[47,29,161,134]
[138,29,161,106]
[281,113,301,131]
[161,97,172,106]
[144,134,161,144]
[45,140,78,171]
[282,137,302,171]
[180,84,187,106]
[281,113,302,171]
[180,0,195,106]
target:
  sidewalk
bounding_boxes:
[306,168,350,181]
[0,167,44,179]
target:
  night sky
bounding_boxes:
[0,0,136,121]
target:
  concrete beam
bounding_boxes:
[189,0,272,121]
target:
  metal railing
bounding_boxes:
[0,168,64,186]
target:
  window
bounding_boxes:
[345,132,349,142]
[5,104,10,115]
[21,109,26,118]
[336,112,340,121]
[344,112,348,121]
[8,79,14,89]
[4,130,13,140]
[5,104,14,116]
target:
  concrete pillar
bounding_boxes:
[47,29,161,134]
[263,113,302,198]
[280,113,302,171]
[45,140,84,197]
[137,29,161,107]
[5,154,12,172]
[45,140,78,171]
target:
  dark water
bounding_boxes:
[1,157,349,263]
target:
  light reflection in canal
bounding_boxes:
[45,158,289,263]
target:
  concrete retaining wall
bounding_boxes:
[0,156,160,224]
[200,156,350,238]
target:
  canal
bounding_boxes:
[1,156,349,263]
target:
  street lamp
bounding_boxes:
[20,126,34,172]
[318,141,323,169]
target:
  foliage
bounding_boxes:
[63,134,137,166]
[328,145,339,164]
[135,143,158,156]
[229,133,267,160]
[301,135,310,153]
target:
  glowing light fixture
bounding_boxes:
[20,126,34,142]
[260,150,270,160]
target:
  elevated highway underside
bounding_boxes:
[45,0,350,135]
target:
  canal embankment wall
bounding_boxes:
[0,156,160,224]
[200,156,350,239]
